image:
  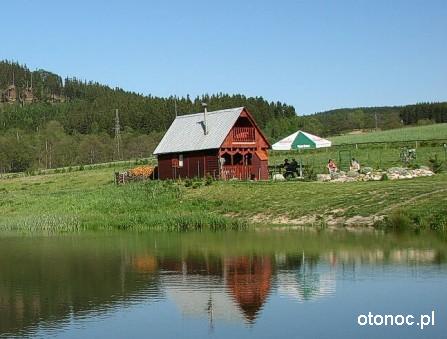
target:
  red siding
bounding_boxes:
[156,108,270,180]
[252,152,269,180]
[221,110,270,149]
[157,150,219,180]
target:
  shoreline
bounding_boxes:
[1,167,446,236]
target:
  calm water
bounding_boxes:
[0,231,446,338]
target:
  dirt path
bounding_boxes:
[378,188,447,214]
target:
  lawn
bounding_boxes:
[1,166,446,233]
[329,123,447,145]
[269,144,446,173]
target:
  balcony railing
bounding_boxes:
[221,165,252,180]
[232,127,255,142]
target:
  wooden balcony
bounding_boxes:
[232,127,255,142]
[221,165,252,180]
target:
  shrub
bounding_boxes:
[303,165,317,181]
[204,174,213,186]
[361,167,373,174]
[376,209,413,232]
[428,155,443,173]
[428,213,447,233]
[184,178,193,187]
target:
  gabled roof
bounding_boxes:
[153,107,244,155]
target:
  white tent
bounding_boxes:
[272,130,332,150]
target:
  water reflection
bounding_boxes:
[277,253,336,302]
[0,232,446,338]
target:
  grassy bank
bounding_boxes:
[1,166,446,234]
[329,123,447,145]
[0,168,245,232]
[269,143,446,173]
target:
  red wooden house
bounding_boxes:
[153,107,270,180]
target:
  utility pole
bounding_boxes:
[114,109,122,160]
[374,112,378,131]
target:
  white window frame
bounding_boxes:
[178,154,184,168]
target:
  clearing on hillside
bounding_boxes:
[329,123,447,145]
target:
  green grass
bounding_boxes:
[0,157,157,179]
[1,165,446,234]
[270,143,447,173]
[329,123,447,145]
[0,168,246,232]
[189,175,447,221]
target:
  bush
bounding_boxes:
[376,209,413,232]
[361,167,373,174]
[204,174,213,186]
[192,182,202,189]
[428,213,447,233]
[303,165,317,181]
[184,178,193,187]
[428,155,443,173]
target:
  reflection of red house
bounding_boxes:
[154,107,270,180]
[157,255,223,276]
[225,256,272,323]
[132,255,157,273]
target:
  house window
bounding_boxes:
[178,154,184,168]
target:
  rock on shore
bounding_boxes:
[317,167,434,182]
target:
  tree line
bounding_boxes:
[0,120,164,173]
[265,104,447,140]
[1,60,446,173]
[0,61,296,172]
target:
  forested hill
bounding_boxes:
[265,103,447,140]
[0,60,295,134]
[0,60,296,172]
[1,60,446,173]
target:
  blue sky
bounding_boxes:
[3,0,446,114]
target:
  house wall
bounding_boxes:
[252,153,269,180]
[156,108,271,180]
[221,110,270,149]
[219,109,270,180]
[157,149,220,180]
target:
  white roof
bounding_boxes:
[272,130,331,150]
[161,273,244,323]
[153,107,244,155]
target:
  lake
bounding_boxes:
[0,230,446,338]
